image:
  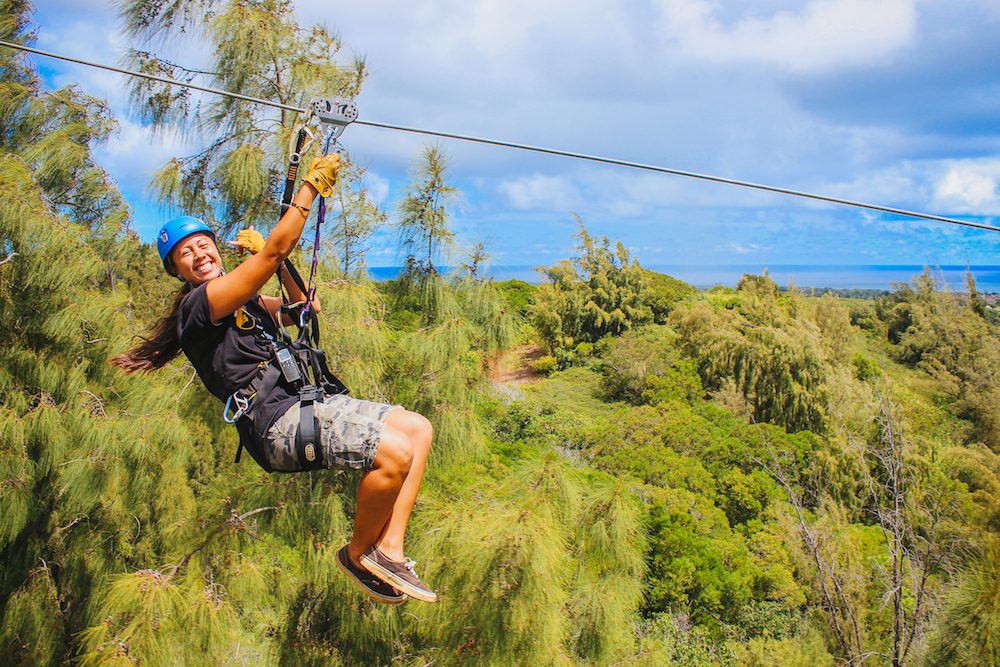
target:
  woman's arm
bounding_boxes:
[205,185,317,323]
[204,155,339,322]
[259,264,321,328]
[277,261,321,314]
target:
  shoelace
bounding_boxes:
[404,558,418,575]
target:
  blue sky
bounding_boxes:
[27,0,1000,269]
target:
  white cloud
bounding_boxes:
[656,0,917,72]
[360,169,390,205]
[23,0,1000,264]
[729,242,765,255]
[498,173,582,211]
[823,166,924,208]
[93,119,194,193]
[933,160,1000,213]
[820,158,1000,217]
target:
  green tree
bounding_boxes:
[532,217,651,353]
[671,274,830,433]
[394,145,459,325]
[879,269,1000,448]
[763,387,971,666]
[923,539,1000,667]
[641,268,697,324]
[122,0,366,233]
[397,145,457,276]
[409,454,646,666]
[597,325,703,405]
[1,8,242,661]
[458,240,489,280]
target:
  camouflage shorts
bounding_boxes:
[263,395,402,472]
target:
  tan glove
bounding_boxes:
[230,227,265,255]
[303,153,341,197]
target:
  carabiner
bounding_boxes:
[288,122,317,166]
[223,393,250,423]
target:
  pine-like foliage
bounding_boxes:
[314,265,392,401]
[384,148,519,463]
[407,454,646,666]
[328,162,387,275]
[384,270,517,466]
[1,9,382,662]
[23,2,986,664]
[453,273,518,358]
[396,145,458,285]
[121,0,367,233]
[877,269,1000,448]
[391,279,486,465]
[671,274,830,433]
[533,217,652,352]
[923,538,1000,666]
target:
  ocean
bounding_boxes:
[366,264,1000,292]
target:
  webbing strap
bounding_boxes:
[296,132,332,345]
[234,364,283,463]
[276,126,313,315]
[281,127,310,211]
[295,385,325,470]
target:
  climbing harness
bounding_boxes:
[227,98,359,472]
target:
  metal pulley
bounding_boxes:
[308,98,359,149]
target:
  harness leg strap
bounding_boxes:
[296,385,326,470]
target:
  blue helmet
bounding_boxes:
[157,216,216,275]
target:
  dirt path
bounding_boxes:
[491,344,544,386]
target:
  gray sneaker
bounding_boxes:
[336,546,407,605]
[360,547,438,603]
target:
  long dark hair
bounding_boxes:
[111,282,192,373]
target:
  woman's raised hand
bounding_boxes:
[303,153,341,197]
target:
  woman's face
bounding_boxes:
[171,233,222,284]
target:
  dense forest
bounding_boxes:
[2,1,999,665]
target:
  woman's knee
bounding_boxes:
[375,425,413,478]
[389,410,433,448]
[410,412,433,450]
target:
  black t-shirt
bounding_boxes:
[177,283,297,437]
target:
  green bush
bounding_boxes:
[642,269,697,323]
[851,352,882,383]
[531,355,558,375]
[597,325,702,405]
[495,278,536,317]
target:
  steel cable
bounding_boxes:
[2,39,997,233]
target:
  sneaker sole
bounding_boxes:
[336,552,407,605]
[360,554,439,603]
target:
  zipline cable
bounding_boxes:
[3,39,998,234]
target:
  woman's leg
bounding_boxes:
[347,423,413,566]
[374,410,433,561]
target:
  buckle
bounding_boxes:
[299,385,324,402]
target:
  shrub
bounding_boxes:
[642,269,697,323]
[851,352,882,383]
[531,355,558,375]
[597,326,702,405]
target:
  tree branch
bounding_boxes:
[166,506,277,579]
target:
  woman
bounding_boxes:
[112,155,436,605]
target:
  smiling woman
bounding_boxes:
[173,233,220,282]
[111,155,439,605]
